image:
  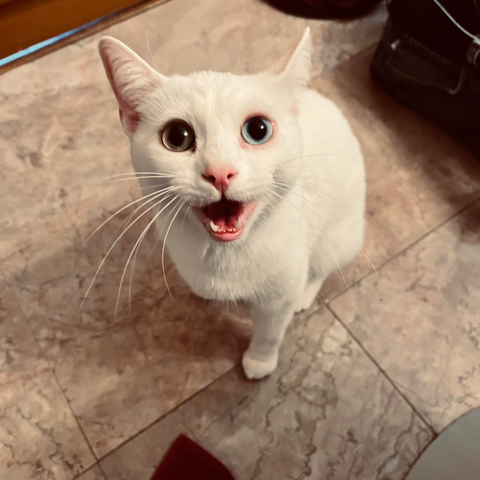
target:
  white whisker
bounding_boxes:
[109,176,177,183]
[84,186,178,245]
[109,187,178,247]
[270,181,319,207]
[270,180,346,206]
[109,172,178,179]
[265,186,350,292]
[145,31,160,72]
[149,196,180,256]
[261,194,278,213]
[127,193,183,302]
[180,204,192,232]
[361,248,378,276]
[162,199,187,299]
[258,153,355,172]
[116,194,179,313]
[80,190,178,309]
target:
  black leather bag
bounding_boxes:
[371,0,480,130]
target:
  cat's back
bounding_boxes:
[297,88,365,223]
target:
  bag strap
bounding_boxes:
[388,0,479,66]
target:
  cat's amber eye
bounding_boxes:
[161,121,195,152]
[241,116,273,145]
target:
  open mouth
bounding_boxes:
[194,197,257,241]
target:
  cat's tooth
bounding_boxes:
[236,219,242,228]
[210,221,219,232]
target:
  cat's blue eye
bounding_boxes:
[241,116,273,145]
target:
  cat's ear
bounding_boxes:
[98,36,163,135]
[269,28,312,91]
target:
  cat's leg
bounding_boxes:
[242,297,297,379]
[295,275,325,313]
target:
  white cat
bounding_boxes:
[98,28,365,379]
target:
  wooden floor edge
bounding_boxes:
[0,0,172,76]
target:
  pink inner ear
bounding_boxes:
[101,43,143,134]
[119,109,141,133]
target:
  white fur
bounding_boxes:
[98,29,365,379]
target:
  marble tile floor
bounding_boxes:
[1,0,480,479]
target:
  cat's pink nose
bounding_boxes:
[202,166,238,192]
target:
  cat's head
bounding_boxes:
[98,29,311,243]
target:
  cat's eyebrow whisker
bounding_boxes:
[81,190,178,309]
[162,199,188,299]
[84,186,179,245]
[116,194,179,313]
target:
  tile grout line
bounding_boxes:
[20,195,477,477]
[326,193,480,304]
[96,462,109,480]
[5,188,477,477]
[5,284,102,479]
[1,263,105,478]
[70,462,106,480]
[92,364,248,465]
[322,198,480,438]
[49,363,102,477]
[325,302,438,437]
[92,305,328,466]
[4,16,474,472]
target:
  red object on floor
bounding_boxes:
[150,435,236,480]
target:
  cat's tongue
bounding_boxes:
[195,198,257,241]
[202,198,243,228]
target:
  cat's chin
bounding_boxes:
[193,199,257,242]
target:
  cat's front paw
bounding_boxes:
[242,349,278,380]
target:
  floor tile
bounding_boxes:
[2,186,153,332]
[0,0,386,262]
[0,282,95,480]
[33,305,249,458]
[76,465,106,480]
[0,280,49,385]
[0,372,95,480]
[101,306,433,480]
[101,0,387,78]
[2,203,251,457]
[311,49,480,299]
[100,366,258,479]
[330,199,480,432]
